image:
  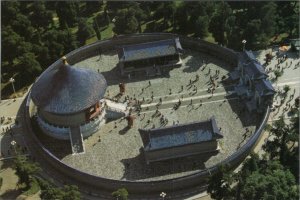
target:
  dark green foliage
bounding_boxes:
[85,1,103,15]
[1,1,20,26]
[208,154,299,200]
[209,2,232,45]
[195,16,209,38]
[11,13,35,40]
[29,2,53,29]
[207,164,235,200]
[2,26,24,64]
[39,179,81,200]
[77,18,95,45]
[112,188,129,200]
[93,19,102,40]
[14,155,41,189]
[263,114,299,180]
[174,3,188,33]
[94,12,110,30]
[239,160,298,200]
[15,53,42,78]
[55,1,79,28]
[113,9,138,35]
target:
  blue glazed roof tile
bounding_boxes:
[118,38,183,62]
[31,64,107,114]
[139,117,222,151]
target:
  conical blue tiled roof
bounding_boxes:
[31,64,107,114]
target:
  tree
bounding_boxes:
[2,26,23,64]
[239,160,298,200]
[84,1,103,15]
[94,12,110,29]
[129,6,147,33]
[195,16,209,38]
[77,18,95,45]
[55,1,79,28]
[15,53,42,81]
[259,2,277,37]
[63,185,81,200]
[207,164,235,200]
[14,155,41,189]
[1,1,20,26]
[174,3,189,33]
[112,188,129,200]
[113,9,138,35]
[11,13,35,40]
[39,179,81,200]
[208,153,299,200]
[29,1,53,29]
[93,19,102,40]
[209,2,232,45]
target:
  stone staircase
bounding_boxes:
[105,99,129,119]
[69,126,84,154]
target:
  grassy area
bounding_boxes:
[85,36,98,45]
[100,23,114,39]
[204,33,217,44]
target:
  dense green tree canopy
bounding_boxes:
[14,155,41,188]
[113,9,138,35]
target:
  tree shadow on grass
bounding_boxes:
[0,189,22,200]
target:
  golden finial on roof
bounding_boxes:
[61,56,69,65]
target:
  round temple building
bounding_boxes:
[31,57,107,149]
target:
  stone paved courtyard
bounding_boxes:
[56,48,260,181]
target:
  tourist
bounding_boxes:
[169,88,172,95]
[181,85,184,91]
[149,80,151,86]
[159,98,162,103]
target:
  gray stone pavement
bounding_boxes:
[59,49,258,181]
[254,48,300,122]
[0,96,29,160]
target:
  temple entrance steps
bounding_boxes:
[69,126,85,154]
[105,99,128,119]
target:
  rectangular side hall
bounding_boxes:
[139,117,223,164]
[118,38,183,77]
